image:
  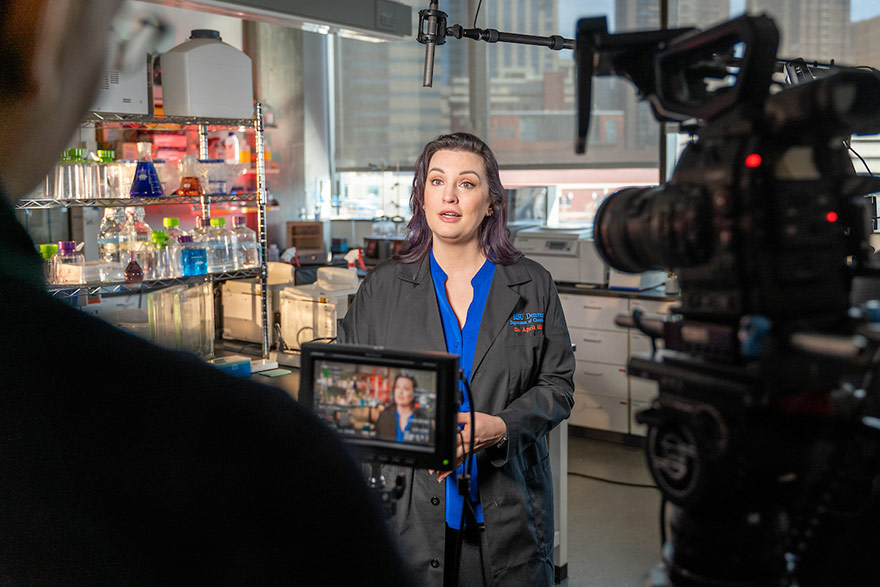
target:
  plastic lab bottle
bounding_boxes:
[178,235,207,276]
[152,230,182,279]
[267,243,280,262]
[205,217,237,272]
[53,241,85,284]
[232,216,259,268]
[97,208,125,281]
[163,217,185,242]
[223,132,240,165]
[150,231,169,279]
[39,244,58,284]
[191,215,207,241]
[131,207,153,247]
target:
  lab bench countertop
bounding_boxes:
[556,283,681,302]
[213,346,301,400]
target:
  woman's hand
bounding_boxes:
[430,412,507,482]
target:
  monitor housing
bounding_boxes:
[299,342,459,470]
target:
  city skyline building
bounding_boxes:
[746,0,850,63]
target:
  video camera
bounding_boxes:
[581,14,880,587]
[418,5,880,584]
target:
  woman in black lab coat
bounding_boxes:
[340,133,575,587]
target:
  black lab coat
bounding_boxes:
[340,255,575,587]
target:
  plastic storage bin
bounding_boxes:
[147,281,214,359]
[279,267,359,351]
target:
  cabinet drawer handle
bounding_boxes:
[581,338,602,343]
[582,371,603,377]
[583,305,602,310]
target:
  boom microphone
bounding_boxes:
[418,1,447,87]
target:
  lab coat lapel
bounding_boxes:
[395,257,447,352]
[471,262,531,377]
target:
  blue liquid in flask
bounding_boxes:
[130,161,164,198]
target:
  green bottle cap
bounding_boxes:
[97,150,116,163]
[151,229,168,243]
[69,148,86,161]
[163,217,180,228]
[39,243,58,260]
[210,218,225,226]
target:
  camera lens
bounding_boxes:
[592,185,713,273]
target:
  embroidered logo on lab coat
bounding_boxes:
[509,312,544,334]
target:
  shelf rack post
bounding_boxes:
[198,124,210,222]
[254,103,271,361]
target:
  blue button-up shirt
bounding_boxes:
[429,250,496,530]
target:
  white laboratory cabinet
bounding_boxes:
[560,291,676,436]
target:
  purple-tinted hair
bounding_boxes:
[393,133,522,265]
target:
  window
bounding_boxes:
[335,0,661,174]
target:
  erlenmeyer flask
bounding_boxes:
[174,155,205,196]
[124,252,144,283]
[130,142,164,198]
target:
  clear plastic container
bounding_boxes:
[39,243,58,283]
[147,282,214,359]
[176,281,215,359]
[148,285,179,350]
[53,240,85,284]
[161,220,185,278]
[191,215,207,241]
[117,207,135,262]
[205,217,237,273]
[151,230,171,279]
[94,150,117,198]
[178,235,207,277]
[50,148,88,199]
[166,233,183,278]
[131,207,153,247]
[199,159,247,195]
[232,216,260,269]
[163,217,185,242]
[98,208,125,281]
[82,152,98,199]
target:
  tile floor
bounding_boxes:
[560,432,664,587]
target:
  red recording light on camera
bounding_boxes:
[826,211,839,223]
[744,153,762,168]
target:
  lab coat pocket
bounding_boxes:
[522,446,552,556]
[506,335,544,400]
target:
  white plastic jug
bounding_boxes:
[161,29,254,119]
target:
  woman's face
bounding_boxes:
[393,377,415,408]
[423,149,492,248]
